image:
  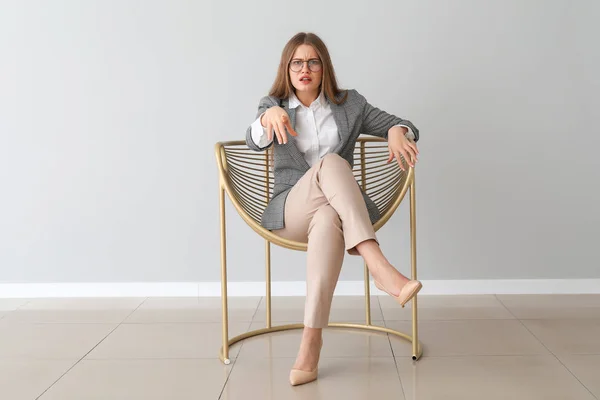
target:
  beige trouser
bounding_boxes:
[273,153,377,328]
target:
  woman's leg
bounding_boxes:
[278,205,345,372]
[355,239,409,297]
[274,181,344,373]
[273,153,411,375]
[304,205,345,328]
[311,154,412,293]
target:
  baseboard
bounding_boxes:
[1,279,599,298]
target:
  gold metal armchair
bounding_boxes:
[214,137,422,364]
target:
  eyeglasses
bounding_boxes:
[289,58,322,73]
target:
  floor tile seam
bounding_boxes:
[118,297,150,324]
[34,297,149,399]
[80,356,244,360]
[512,317,600,322]
[218,320,253,400]
[376,296,408,399]
[382,317,519,322]
[6,297,149,325]
[0,299,32,320]
[11,354,600,362]
[494,294,598,400]
[120,320,256,325]
[3,321,150,325]
[392,353,600,359]
[16,299,33,310]
[33,323,122,400]
[234,355,397,360]
[249,296,263,322]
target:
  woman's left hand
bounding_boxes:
[386,126,419,171]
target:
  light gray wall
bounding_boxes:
[1,0,598,284]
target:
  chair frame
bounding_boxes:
[214,137,423,365]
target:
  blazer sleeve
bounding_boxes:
[356,90,420,142]
[245,95,280,151]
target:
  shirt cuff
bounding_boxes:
[250,113,273,148]
[393,124,416,141]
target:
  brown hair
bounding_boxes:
[268,32,347,105]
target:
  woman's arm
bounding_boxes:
[361,99,420,142]
[245,96,279,152]
[245,96,297,151]
[355,90,420,170]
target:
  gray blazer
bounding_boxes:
[245,89,419,231]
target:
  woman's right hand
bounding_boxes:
[261,106,298,144]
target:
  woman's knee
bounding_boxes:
[308,205,342,233]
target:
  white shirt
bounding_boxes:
[250,91,415,166]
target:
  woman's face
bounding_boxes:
[289,44,323,95]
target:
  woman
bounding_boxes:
[245,32,422,386]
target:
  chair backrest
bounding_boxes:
[215,137,412,234]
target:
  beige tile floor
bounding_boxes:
[0,294,599,399]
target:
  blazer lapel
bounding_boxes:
[281,99,310,171]
[329,94,351,153]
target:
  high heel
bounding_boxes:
[374,279,422,307]
[289,340,323,386]
[289,367,318,386]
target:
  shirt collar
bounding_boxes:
[288,91,327,109]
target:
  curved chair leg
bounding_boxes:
[265,240,271,329]
[219,187,231,365]
[219,323,424,362]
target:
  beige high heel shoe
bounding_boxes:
[289,340,323,386]
[374,279,422,307]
